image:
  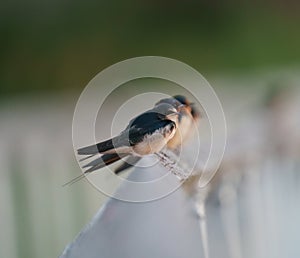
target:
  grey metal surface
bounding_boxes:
[60,160,204,258]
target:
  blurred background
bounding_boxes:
[1,1,300,258]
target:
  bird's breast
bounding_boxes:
[167,113,193,149]
[132,124,175,155]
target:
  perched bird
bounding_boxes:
[114,95,200,174]
[160,95,200,151]
[64,103,182,186]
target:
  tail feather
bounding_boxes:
[77,139,114,155]
[63,153,128,187]
[79,154,96,162]
[83,153,127,173]
[114,156,141,174]
[62,173,87,187]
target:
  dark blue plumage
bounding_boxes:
[76,103,180,175]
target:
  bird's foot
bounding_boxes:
[155,150,191,180]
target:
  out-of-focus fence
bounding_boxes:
[0,96,108,258]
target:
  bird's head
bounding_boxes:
[174,95,194,113]
[153,103,182,124]
[155,97,183,111]
[173,95,201,120]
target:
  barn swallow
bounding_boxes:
[63,103,182,186]
[114,95,200,174]
[174,95,201,121]
[164,95,200,150]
